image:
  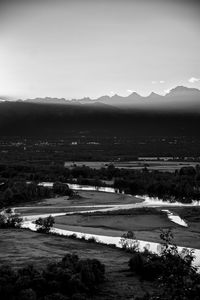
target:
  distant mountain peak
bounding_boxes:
[127,91,141,98]
[169,86,200,95]
[4,85,200,111]
[111,93,121,98]
[148,92,161,97]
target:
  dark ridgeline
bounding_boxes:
[0,86,200,137]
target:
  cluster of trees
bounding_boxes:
[1,163,200,203]
[53,182,74,197]
[114,165,200,203]
[0,253,105,300]
[0,208,22,229]
[0,180,74,209]
[35,216,55,234]
[0,181,52,208]
[124,230,200,300]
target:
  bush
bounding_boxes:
[53,182,73,197]
[129,252,163,281]
[0,254,105,300]
[87,237,97,243]
[130,230,200,300]
[35,216,55,233]
[129,253,145,274]
[0,210,23,229]
[119,231,139,252]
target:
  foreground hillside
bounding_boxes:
[0,229,155,299]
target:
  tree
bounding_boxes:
[35,215,55,233]
[0,210,22,228]
[53,182,73,196]
[7,214,23,228]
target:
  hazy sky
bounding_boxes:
[0,0,200,99]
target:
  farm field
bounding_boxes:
[64,160,200,172]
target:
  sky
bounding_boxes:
[0,0,200,100]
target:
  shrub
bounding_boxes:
[119,231,139,252]
[87,237,97,243]
[53,182,73,197]
[129,253,145,274]
[35,216,55,233]
[132,230,200,300]
[0,254,105,300]
[0,210,22,229]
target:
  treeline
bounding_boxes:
[0,253,105,300]
[0,181,51,208]
[1,163,200,203]
[114,165,200,203]
[0,181,73,208]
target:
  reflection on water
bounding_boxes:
[139,195,200,207]
[162,209,188,227]
[39,182,121,193]
[39,182,200,206]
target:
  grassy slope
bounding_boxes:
[0,229,155,299]
[18,191,142,207]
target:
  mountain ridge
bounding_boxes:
[6,85,198,111]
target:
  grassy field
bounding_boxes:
[0,229,155,299]
[54,209,172,233]
[54,211,200,249]
[64,160,199,172]
[15,191,143,216]
[15,190,200,249]
[19,191,141,207]
[15,206,102,215]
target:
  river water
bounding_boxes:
[21,182,200,269]
[38,182,191,227]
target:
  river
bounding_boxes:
[20,182,200,269]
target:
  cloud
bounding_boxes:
[127,89,133,93]
[152,80,165,84]
[188,77,200,83]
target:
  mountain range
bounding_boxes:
[0,86,200,137]
[19,86,200,112]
